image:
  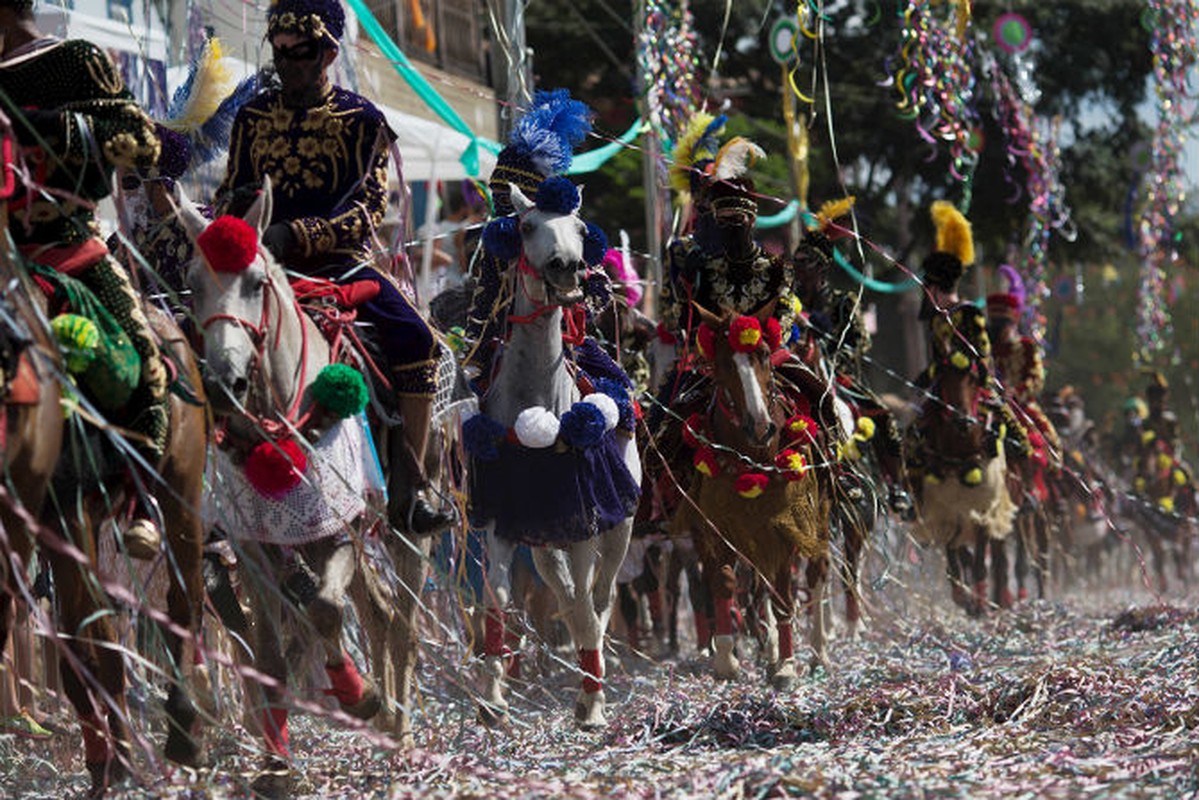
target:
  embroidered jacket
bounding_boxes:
[215,85,394,276]
[0,39,159,247]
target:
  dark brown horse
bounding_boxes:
[907,343,1016,614]
[672,305,830,689]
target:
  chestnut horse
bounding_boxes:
[907,329,1016,614]
[672,306,830,689]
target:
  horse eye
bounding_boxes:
[520,221,533,235]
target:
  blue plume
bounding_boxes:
[698,114,728,159]
[194,74,261,165]
[510,89,593,177]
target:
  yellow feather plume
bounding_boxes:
[669,112,724,194]
[815,195,855,229]
[163,39,234,136]
[930,200,974,266]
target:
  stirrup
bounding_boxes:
[121,518,161,560]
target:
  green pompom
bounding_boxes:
[51,313,100,374]
[311,363,370,418]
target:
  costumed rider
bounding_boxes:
[908,201,1027,492]
[213,0,451,535]
[462,89,594,384]
[986,264,1063,495]
[112,38,260,305]
[791,196,909,512]
[0,0,170,557]
[1133,372,1196,519]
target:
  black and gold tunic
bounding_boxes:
[215,85,393,276]
[0,38,160,247]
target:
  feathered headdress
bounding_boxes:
[490,89,593,210]
[668,111,727,194]
[922,200,974,292]
[794,196,856,274]
[986,263,1025,321]
[711,137,765,183]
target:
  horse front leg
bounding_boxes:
[478,525,516,724]
[842,509,867,639]
[703,549,741,681]
[991,532,1013,609]
[381,529,431,745]
[971,526,989,615]
[804,553,830,675]
[946,539,971,610]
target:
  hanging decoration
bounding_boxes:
[992,12,1032,54]
[888,0,982,197]
[636,0,702,148]
[1135,0,1198,363]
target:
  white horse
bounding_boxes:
[470,179,638,729]
[180,180,429,789]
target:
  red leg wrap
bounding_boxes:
[324,655,365,707]
[578,648,603,694]
[713,596,735,636]
[484,608,506,657]
[777,619,794,660]
[262,708,289,757]
[81,714,110,763]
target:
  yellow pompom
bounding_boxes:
[1134,477,1146,492]
[925,473,942,486]
[790,296,804,317]
[854,416,876,442]
[739,327,762,347]
[51,313,100,374]
[1141,430,1156,445]
[963,467,983,486]
[1157,453,1174,472]
[1158,496,1175,513]
[1174,469,1188,487]
[950,351,970,370]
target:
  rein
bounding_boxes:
[505,253,587,346]
[201,272,312,440]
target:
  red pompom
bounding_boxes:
[735,472,769,498]
[764,317,783,350]
[656,321,678,345]
[197,216,260,273]
[728,316,763,353]
[244,438,308,499]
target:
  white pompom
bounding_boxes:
[582,393,619,432]
[514,406,560,448]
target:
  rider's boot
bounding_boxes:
[392,393,454,535]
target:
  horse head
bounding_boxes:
[694,300,783,449]
[180,177,288,414]
[927,318,991,458]
[487,177,606,311]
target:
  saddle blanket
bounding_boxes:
[204,416,385,545]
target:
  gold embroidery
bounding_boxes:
[298,137,319,158]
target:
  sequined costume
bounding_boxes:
[992,334,1061,464]
[0,37,169,457]
[215,85,437,395]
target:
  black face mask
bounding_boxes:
[273,40,322,62]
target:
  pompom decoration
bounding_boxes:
[656,321,677,345]
[583,223,609,266]
[244,438,308,499]
[534,176,581,214]
[558,401,607,449]
[735,472,769,499]
[775,449,808,481]
[764,317,782,350]
[1158,496,1175,513]
[482,217,522,261]
[582,392,620,432]
[785,414,819,446]
[682,413,705,449]
[693,446,718,477]
[592,377,636,431]
[514,406,560,448]
[961,465,983,487]
[728,316,762,353]
[696,323,717,359]
[197,215,259,273]
[463,413,507,461]
[949,351,971,371]
[310,363,369,419]
[51,313,100,374]
[855,416,877,442]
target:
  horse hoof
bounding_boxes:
[574,690,607,730]
[477,701,510,728]
[769,659,799,692]
[250,757,293,799]
[163,728,203,768]
[713,635,740,680]
[86,758,128,799]
[338,678,383,722]
[998,588,1015,610]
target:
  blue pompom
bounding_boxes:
[592,377,635,431]
[482,217,522,261]
[558,401,607,449]
[583,223,608,266]
[534,177,580,215]
[463,414,507,461]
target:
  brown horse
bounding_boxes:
[907,341,1016,614]
[672,305,830,689]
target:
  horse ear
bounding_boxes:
[243,176,274,236]
[509,182,534,215]
[175,184,208,240]
[690,301,722,329]
[754,298,779,323]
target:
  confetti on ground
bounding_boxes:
[3,559,1198,799]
